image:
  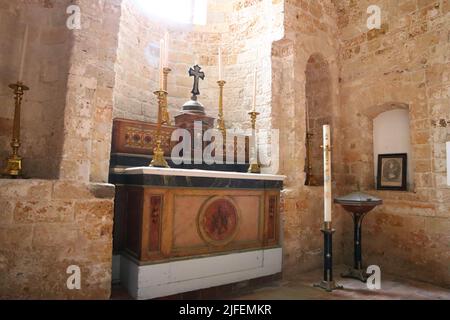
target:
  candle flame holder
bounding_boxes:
[248,111,261,174]
[314,222,344,292]
[4,81,29,178]
[161,67,171,125]
[150,90,169,168]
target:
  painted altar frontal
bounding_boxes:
[109,64,285,300]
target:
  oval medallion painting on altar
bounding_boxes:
[198,197,240,246]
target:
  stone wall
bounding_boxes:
[113,0,284,138]
[1,0,449,299]
[59,0,122,183]
[335,0,450,286]
[0,0,71,179]
[276,0,345,274]
[0,180,114,299]
[305,53,333,186]
[0,0,120,299]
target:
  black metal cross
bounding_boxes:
[189,65,205,101]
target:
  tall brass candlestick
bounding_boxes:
[248,111,261,174]
[217,80,226,136]
[305,132,314,185]
[4,82,29,177]
[161,67,171,125]
[150,90,169,168]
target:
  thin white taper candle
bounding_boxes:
[159,39,164,90]
[218,46,223,81]
[18,24,29,82]
[164,32,169,68]
[323,125,332,223]
[252,67,257,112]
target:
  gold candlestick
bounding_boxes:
[150,90,170,168]
[217,80,226,136]
[305,132,314,185]
[248,111,261,174]
[161,67,171,125]
[4,82,29,177]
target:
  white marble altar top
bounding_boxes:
[123,167,286,181]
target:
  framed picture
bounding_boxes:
[377,153,407,191]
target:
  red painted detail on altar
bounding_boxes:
[199,198,239,246]
[149,195,162,252]
[268,196,277,241]
[126,189,143,257]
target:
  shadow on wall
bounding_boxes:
[0,1,73,179]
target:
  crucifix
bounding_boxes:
[189,65,205,101]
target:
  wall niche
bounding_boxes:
[373,108,413,191]
[304,53,332,186]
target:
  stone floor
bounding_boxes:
[233,266,450,300]
[111,265,450,300]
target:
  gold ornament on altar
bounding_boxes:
[150,90,170,168]
[248,111,261,174]
[161,67,171,125]
[216,80,226,136]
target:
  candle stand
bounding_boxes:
[248,111,261,174]
[150,90,170,168]
[314,222,344,292]
[161,67,171,125]
[217,80,226,136]
[4,82,29,178]
[334,192,383,282]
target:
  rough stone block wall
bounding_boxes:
[336,0,450,287]
[0,180,114,299]
[0,0,71,179]
[0,0,119,299]
[113,0,284,137]
[278,0,345,275]
[59,0,122,183]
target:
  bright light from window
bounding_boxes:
[133,0,207,25]
[193,0,207,25]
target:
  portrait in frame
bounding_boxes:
[377,153,407,191]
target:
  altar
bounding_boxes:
[109,54,285,299]
[111,167,284,299]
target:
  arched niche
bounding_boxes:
[373,106,414,190]
[304,53,332,186]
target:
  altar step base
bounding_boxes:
[116,248,282,300]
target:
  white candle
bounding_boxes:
[323,125,332,222]
[159,38,164,90]
[164,32,169,68]
[18,24,29,82]
[252,67,257,112]
[218,46,223,81]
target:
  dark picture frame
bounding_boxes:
[377,153,408,191]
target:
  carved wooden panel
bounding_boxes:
[119,187,281,263]
[125,188,143,258]
[113,186,127,254]
[148,195,163,252]
[112,118,250,162]
[267,195,277,241]
[112,118,176,156]
[264,191,280,247]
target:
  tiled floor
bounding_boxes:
[111,265,450,300]
[233,266,450,300]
